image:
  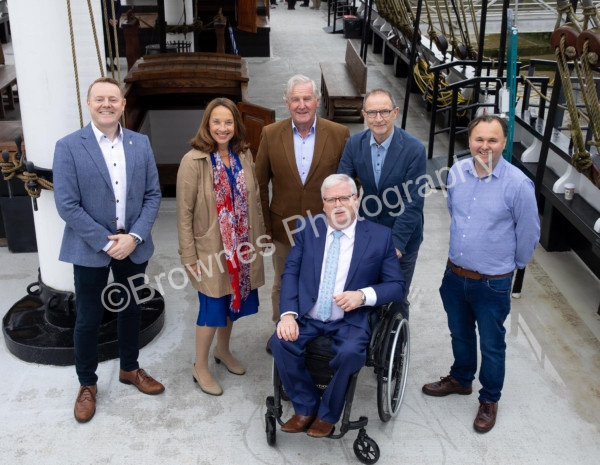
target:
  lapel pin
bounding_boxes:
[129,140,133,145]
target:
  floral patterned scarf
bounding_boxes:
[210,149,251,312]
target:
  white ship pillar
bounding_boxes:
[3,0,164,365]
[12,0,102,293]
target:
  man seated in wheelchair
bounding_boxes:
[270,174,405,437]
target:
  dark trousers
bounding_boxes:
[398,249,419,319]
[73,258,148,386]
[288,0,297,9]
[271,318,370,423]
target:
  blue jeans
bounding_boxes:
[73,258,148,386]
[398,249,419,319]
[439,265,512,402]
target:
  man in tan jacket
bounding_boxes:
[255,74,350,343]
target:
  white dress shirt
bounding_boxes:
[282,219,377,320]
[91,123,127,251]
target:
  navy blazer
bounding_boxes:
[53,123,161,267]
[338,126,427,256]
[279,217,405,330]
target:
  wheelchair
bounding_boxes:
[264,301,410,464]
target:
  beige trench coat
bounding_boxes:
[176,148,266,297]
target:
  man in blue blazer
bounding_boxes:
[270,174,405,437]
[53,77,164,423]
[337,89,426,318]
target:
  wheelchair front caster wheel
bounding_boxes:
[353,433,380,464]
[265,413,277,446]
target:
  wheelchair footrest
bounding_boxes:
[347,415,368,430]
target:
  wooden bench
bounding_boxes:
[0,65,17,119]
[320,40,367,123]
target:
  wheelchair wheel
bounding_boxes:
[377,313,410,422]
[265,396,277,446]
[353,429,380,464]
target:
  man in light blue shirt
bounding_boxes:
[422,115,540,433]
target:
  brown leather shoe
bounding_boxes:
[422,375,472,397]
[473,401,498,433]
[74,385,97,423]
[307,416,335,438]
[281,413,316,433]
[119,368,165,395]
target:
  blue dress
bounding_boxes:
[197,289,259,326]
[196,157,259,327]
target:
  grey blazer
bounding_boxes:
[53,123,161,267]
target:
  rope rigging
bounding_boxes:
[0,148,53,198]
[549,0,600,186]
[102,0,123,82]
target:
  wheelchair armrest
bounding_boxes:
[368,302,395,333]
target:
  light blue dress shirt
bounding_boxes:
[446,157,540,275]
[292,119,316,184]
[369,132,393,187]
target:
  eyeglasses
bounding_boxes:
[323,195,355,205]
[364,109,394,119]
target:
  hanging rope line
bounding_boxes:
[102,0,122,81]
[555,34,594,180]
[66,0,84,128]
[87,0,104,76]
[110,0,123,82]
[580,39,600,152]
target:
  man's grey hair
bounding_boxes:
[284,74,321,101]
[321,174,358,197]
[363,88,396,108]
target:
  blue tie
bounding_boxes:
[317,230,344,322]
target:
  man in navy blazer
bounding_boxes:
[337,88,426,318]
[270,174,405,437]
[53,77,164,423]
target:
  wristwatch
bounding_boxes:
[359,290,366,306]
[129,234,142,245]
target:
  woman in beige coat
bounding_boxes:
[177,98,266,396]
